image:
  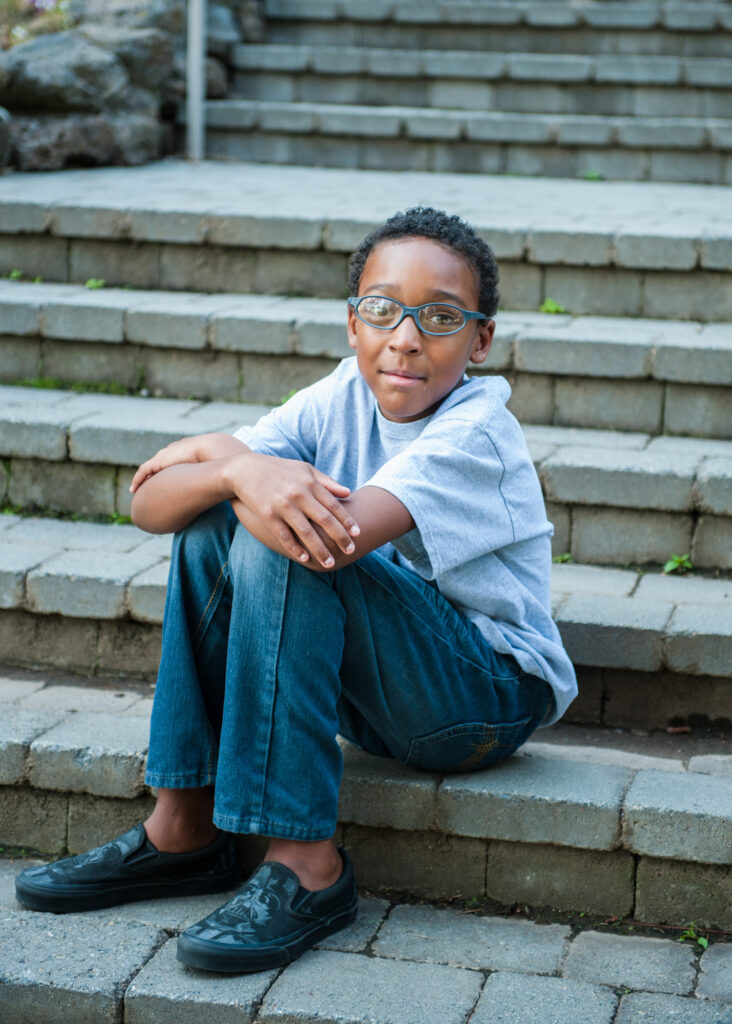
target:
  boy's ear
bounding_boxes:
[347,304,359,350]
[469,319,495,364]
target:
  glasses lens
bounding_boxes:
[357,296,402,327]
[418,304,466,334]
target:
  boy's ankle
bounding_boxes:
[143,821,219,854]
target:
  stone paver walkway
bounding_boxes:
[0,857,730,1024]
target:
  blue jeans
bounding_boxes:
[145,503,553,840]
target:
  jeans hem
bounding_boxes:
[144,771,216,788]
[212,812,336,840]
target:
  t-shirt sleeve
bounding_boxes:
[231,371,335,462]
[365,416,544,578]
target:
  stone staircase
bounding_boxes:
[0,3,731,1015]
[194,0,732,182]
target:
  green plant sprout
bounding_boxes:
[540,298,566,314]
[85,278,106,290]
[552,553,573,564]
[582,169,604,181]
[678,922,709,950]
[663,553,693,575]
[8,268,24,279]
[280,388,298,404]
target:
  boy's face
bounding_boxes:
[347,237,494,423]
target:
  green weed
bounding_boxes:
[84,278,106,290]
[678,922,709,950]
[280,388,298,404]
[663,553,693,575]
[552,553,573,564]
[582,169,604,181]
[540,298,566,315]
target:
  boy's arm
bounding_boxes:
[230,484,414,571]
[131,448,361,565]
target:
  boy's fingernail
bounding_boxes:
[346,542,355,553]
[350,525,360,536]
[324,556,334,567]
[299,552,309,562]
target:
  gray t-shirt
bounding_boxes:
[234,357,577,727]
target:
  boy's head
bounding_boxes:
[348,206,499,318]
[346,208,498,424]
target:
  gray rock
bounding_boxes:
[71,0,185,35]
[0,105,10,166]
[8,113,116,171]
[0,31,129,114]
[207,4,241,58]
[77,24,174,90]
[240,0,266,43]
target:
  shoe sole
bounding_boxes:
[175,900,359,972]
[15,868,241,914]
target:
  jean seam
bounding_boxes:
[192,560,229,645]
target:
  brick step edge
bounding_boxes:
[1,676,730,872]
[265,0,732,34]
[2,280,731,390]
[0,517,731,680]
[3,160,732,275]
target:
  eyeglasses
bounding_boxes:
[348,295,487,337]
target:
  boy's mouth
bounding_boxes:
[381,369,424,383]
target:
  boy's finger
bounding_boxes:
[286,512,336,568]
[313,468,351,497]
[313,484,361,538]
[306,499,356,555]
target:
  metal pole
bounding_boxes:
[186,0,206,161]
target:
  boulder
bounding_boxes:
[77,24,174,91]
[9,111,162,170]
[207,4,241,58]
[0,31,129,114]
[240,1,266,43]
[0,106,10,166]
[69,0,185,35]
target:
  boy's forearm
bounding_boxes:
[131,459,236,534]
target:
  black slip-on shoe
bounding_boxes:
[176,846,359,973]
[15,824,240,913]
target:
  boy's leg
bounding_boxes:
[330,552,554,771]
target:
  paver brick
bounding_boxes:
[42,288,135,343]
[653,326,732,386]
[67,791,156,853]
[257,948,484,1024]
[0,911,164,1024]
[0,544,59,609]
[623,769,732,864]
[522,425,650,451]
[635,574,732,605]
[571,507,694,567]
[9,458,117,517]
[514,320,653,378]
[26,549,162,620]
[698,944,732,1002]
[541,448,699,512]
[0,405,72,461]
[556,594,672,672]
[665,384,732,439]
[519,742,683,774]
[695,458,732,514]
[344,825,486,900]
[0,784,68,853]
[615,991,732,1024]
[3,517,143,552]
[127,560,169,624]
[471,972,618,1024]
[564,930,696,995]
[665,604,732,677]
[688,755,732,777]
[635,856,732,932]
[29,711,149,798]
[372,902,569,973]
[125,292,243,350]
[694,515,732,571]
[486,841,635,917]
[549,563,637,597]
[0,675,45,701]
[0,706,66,785]
[19,685,144,714]
[554,378,664,433]
[338,743,437,832]
[436,754,631,850]
[124,936,278,1024]
[209,294,299,354]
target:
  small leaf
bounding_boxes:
[540,297,566,314]
[552,553,573,564]
[698,936,709,950]
[85,277,106,290]
[8,268,24,280]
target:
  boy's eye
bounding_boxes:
[360,297,399,321]
[420,305,464,330]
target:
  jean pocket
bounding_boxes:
[405,718,533,774]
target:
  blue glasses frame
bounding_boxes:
[348,295,487,337]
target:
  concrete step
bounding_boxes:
[2,160,732,320]
[1,671,730,936]
[263,0,732,59]
[0,516,730,729]
[201,99,732,184]
[230,45,732,118]
[2,280,730,436]
[2,382,731,569]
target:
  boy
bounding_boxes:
[16,207,576,973]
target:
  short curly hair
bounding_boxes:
[347,206,499,318]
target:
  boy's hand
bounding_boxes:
[224,452,360,568]
[130,433,246,493]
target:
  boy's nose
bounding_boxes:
[388,314,423,352]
